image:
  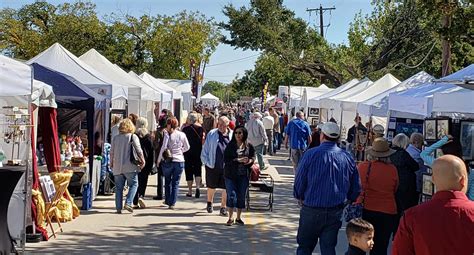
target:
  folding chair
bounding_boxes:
[44,181,69,239]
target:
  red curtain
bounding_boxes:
[39,107,61,173]
[30,107,49,240]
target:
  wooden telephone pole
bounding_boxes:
[306,5,336,38]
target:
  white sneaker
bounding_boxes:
[138,197,146,209]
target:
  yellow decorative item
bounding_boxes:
[31,188,46,229]
[49,171,80,220]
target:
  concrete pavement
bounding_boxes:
[26,149,351,254]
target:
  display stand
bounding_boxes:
[43,181,69,239]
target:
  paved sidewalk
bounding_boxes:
[26,149,351,254]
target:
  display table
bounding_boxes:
[0,167,24,254]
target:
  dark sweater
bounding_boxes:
[345,245,366,255]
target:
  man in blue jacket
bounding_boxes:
[284,111,312,173]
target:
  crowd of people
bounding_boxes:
[294,117,474,255]
[108,104,286,225]
[108,103,474,254]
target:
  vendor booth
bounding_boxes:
[300,85,333,124]
[140,72,183,120]
[200,93,220,107]
[158,79,194,113]
[32,62,107,196]
[319,78,373,138]
[26,43,128,145]
[358,71,433,118]
[387,81,464,141]
[80,49,162,130]
[0,55,57,251]
[307,79,360,123]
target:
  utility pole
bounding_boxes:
[306,5,336,38]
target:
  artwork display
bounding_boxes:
[395,122,423,138]
[460,121,474,160]
[424,119,436,140]
[311,118,319,126]
[308,108,319,117]
[436,119,450,139]
[422,173,434,196]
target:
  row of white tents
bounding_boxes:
[285,65,474,139]
[25,43,195,131]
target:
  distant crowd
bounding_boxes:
[107,104,474,255]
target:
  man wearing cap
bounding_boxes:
[284,111,312,173]
[294,122,361,255]
[392,155,474,255]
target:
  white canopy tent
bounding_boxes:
[308,79,359,108]
[288,86,306,109]
[433,64,474,90]
[158,78,194,112]
[319,78,373,112]
[1,55,57,249]
[358,71,433,117]
[200,93,220,107]
[140,73,180,99]
[339,73,400,112]
[388,82,463,119]
[26,43,128,106]
[318,79,373,136]
[432,89,474,118]
[79,49,162,129]
[300,85,333,115]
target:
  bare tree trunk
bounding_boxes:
[441,1,453,77]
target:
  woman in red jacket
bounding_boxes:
[357,138,399,255]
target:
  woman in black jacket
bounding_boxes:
[223,126,255,226]
[133,117,155,209]
[389,133,419,232]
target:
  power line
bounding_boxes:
[206,54,260,67]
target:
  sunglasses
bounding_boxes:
[235,131,243,134]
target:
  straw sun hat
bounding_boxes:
[367,138,395,158]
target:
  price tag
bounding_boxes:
[19,126,26,131]
[15,114,21,119]
[13,107,19,112]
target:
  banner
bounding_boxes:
[261,81,269,111]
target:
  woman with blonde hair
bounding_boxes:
[133,117,154,209]
[110,118,145,213]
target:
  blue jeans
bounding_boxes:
[273,132,280,152]
[225,176,249,209]
[296,205,343,255]
[254,144,265,169]
[114,172,139,210]
[162,161,184,206]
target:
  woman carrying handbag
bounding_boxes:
[156,117,190,209]
[356,138,398,255]
[110,118,145,214]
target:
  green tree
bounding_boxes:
[0,1,108,59]
[147,11,220,79]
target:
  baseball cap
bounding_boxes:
[321,122,340,138]
[373,124,384,135]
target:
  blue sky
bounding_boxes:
[0,0,373,83]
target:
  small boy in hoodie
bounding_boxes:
[346,218,375,255]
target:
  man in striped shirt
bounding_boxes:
[294,122,361,255]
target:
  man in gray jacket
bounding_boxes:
[246,112,268,170]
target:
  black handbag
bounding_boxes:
[130,134,141,166]
[344,162,372,222]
